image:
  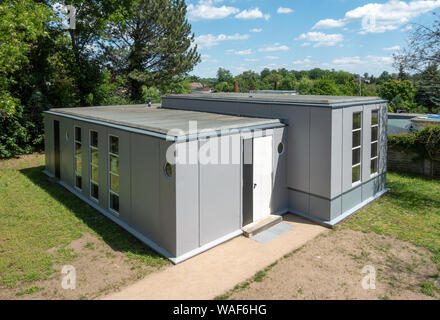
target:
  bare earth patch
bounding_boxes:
[0,232,168,300]
[228,229,439,300]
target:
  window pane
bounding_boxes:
[75,142,82,157]
[352,130,361,148]
[352,165,361,183]
[76,174,82,189]
[91,131,98,147]
[110,155,119,174]
[371,158,378,175]
[110,173,119,193]
[352,148,361,165]
[371,126,378,142]
[92,166,99,182]
[371,142,378,158]
[110,193,119,212]
[91,148,98,165]
[75,127,81,142]
[371,111,379,126]
[353,113,361,130]
[110,136,119,155]
[76,156,82,173]
[91,182,99,200]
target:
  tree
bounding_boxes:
[103,0,200,101]
[414,64,440,113]
[394,12,440,72]
[217,68,233,84]
[310,78,341,96]
[0,0,53,157]
[378,80,417,112]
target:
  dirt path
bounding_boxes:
[228,229,439,300]
[103,215,327,300]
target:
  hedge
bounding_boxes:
[388,125,440,161]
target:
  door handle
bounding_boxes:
[254,183,257,189]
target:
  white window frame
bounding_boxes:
[370,110,379,177]
[352,112,362,186]
[89,130,99,202]
[74,126,82,191]
[108,134,120,216]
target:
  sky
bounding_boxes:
[187,0,440,78]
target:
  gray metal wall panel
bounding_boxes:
[362,177,377,201]
[288,189,309,215]
[379,103,388,174]
[175,141,200,257]
[271,106,310,193]
[130,134,162,247]
[309,108,332,198]
[199,136,241,246]
[342,184,362,213]
[309,196,331,221]
[44,115,54,176]
[159,140,177,255]
[331,109,343,198]
[330,196,342,220]
[59,117,74,187]
[107,127,131,224]
[271,127,288,213]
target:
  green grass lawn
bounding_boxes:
[339,172,440,270]
[0,154,168,289]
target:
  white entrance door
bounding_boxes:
[253,136,273,222]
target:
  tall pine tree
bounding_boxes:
[102,0,200,101]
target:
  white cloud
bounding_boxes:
[236,8,270,20]
[265,56,280,60]
[245,58,260,62]
[296,32,344,47]
[312,18,347,29]
[332,55,393,69]
[277,7,294,14]
[301,42,311,47]
[250,28,262,33]
[293,57,312,65]
[258,44,290,52]
[195,33,249,49]
[383,45,401,51]
[187,1,239,21]
[312,0,440,34]
[235,49,252,55]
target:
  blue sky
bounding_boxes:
[187,0,440,78]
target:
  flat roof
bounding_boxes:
[46,105,283,138]
[164,93,387,106]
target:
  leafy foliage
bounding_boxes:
[388,125,440,161]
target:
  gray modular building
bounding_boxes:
[43,94,388,263]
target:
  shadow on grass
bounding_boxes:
[20,165,168,266]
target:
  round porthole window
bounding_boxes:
[163,162,173,178]
[278,142,285,155]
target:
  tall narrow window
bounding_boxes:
[352,112,362,185]
[370,110,379,175]
[109,135,119,213]
[90,130,99,201]
[74,127,82,190]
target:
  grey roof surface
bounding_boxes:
[165,93,386,105]
[47,105,283,137]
